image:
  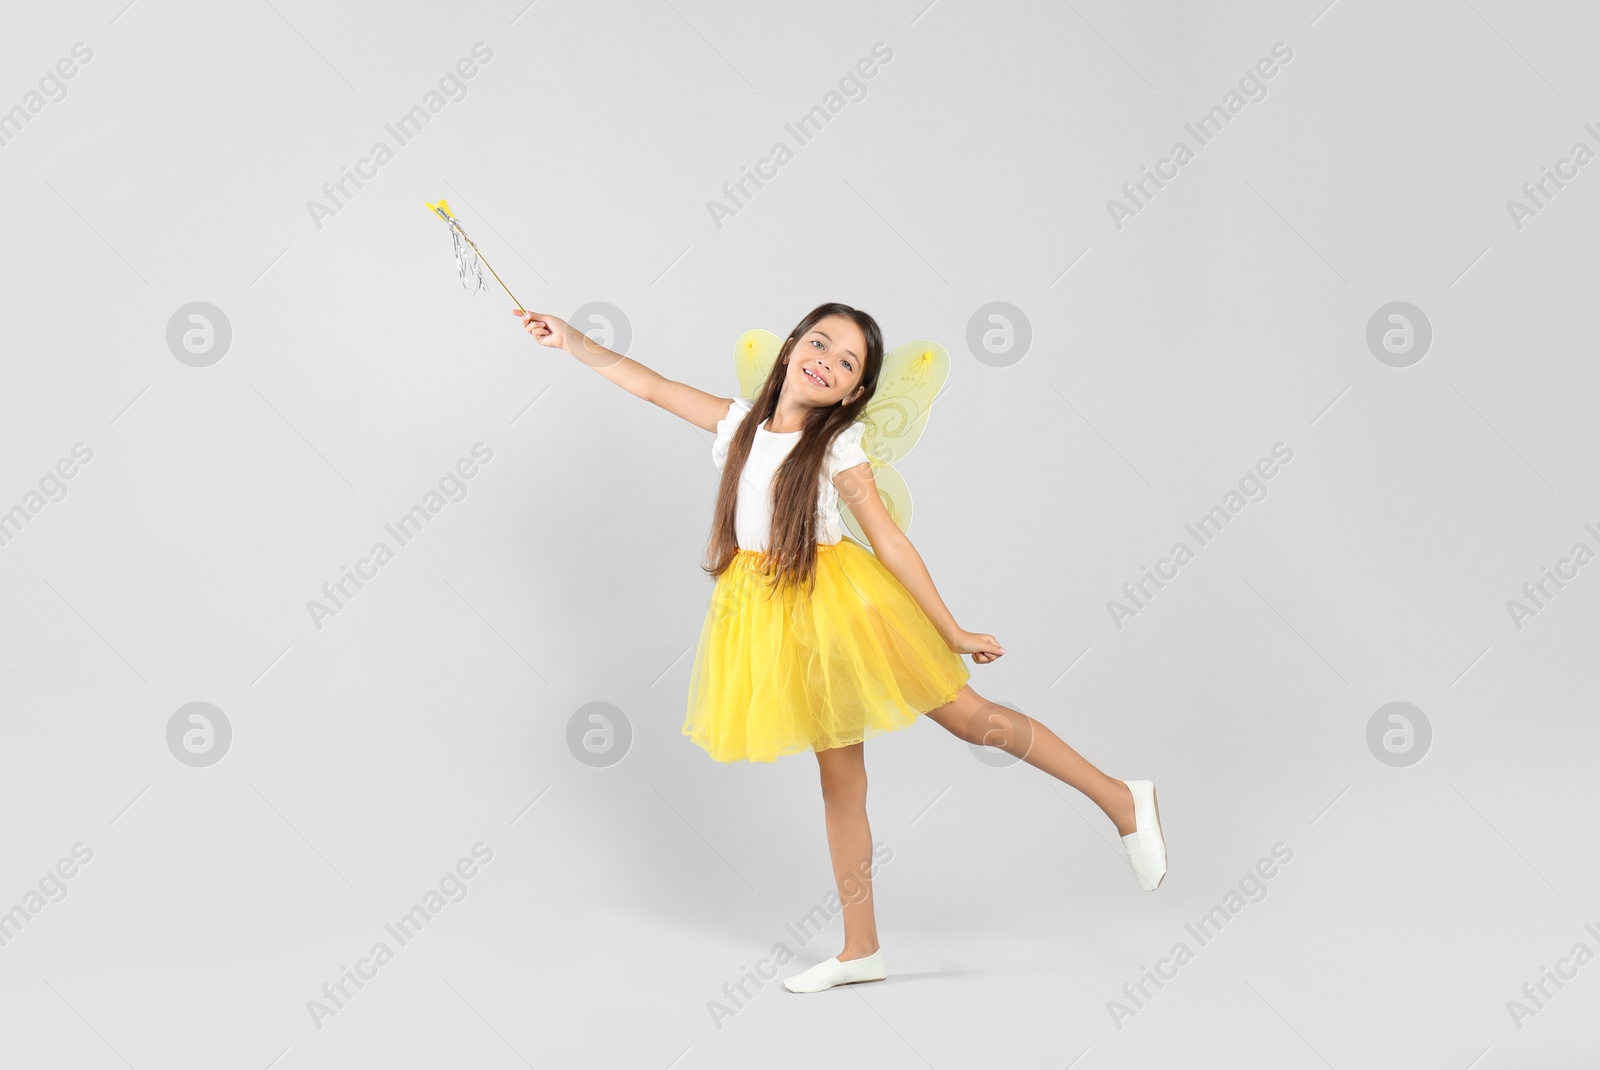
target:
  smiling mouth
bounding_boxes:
[803,368,829,387]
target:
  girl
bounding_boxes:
[514,301,1167,993]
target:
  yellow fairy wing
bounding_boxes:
[858,340,949,465]
[841,339,950,538]
[735,329,783,399]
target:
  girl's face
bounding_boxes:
[786,314,867,408]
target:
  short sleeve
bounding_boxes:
[826,421,870,480]
[711,396,754,470]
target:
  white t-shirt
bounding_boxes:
[711,396,871,551]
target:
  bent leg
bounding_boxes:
[921,685,1137,836]
[813,742,881,961]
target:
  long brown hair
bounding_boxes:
[702,302,885,596]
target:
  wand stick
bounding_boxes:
[424,199,527,313]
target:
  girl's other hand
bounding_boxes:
[949,629,1005,664]
[512,309,576,351]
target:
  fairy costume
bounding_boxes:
[681,333,971,764]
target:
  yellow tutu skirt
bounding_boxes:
[682,537,971,764]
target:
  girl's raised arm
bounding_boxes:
[514,309,733,432]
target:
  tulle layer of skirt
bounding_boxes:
[682,537,971,764]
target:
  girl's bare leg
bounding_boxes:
[922,685,1139,837]
[812,742,880,962]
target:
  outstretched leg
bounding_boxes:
[922,685,1138,836]
[812,742,880,962]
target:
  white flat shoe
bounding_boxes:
[782,949,887,993]
[1119,779,1167,891]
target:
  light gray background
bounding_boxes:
[2,0,1596,1066]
